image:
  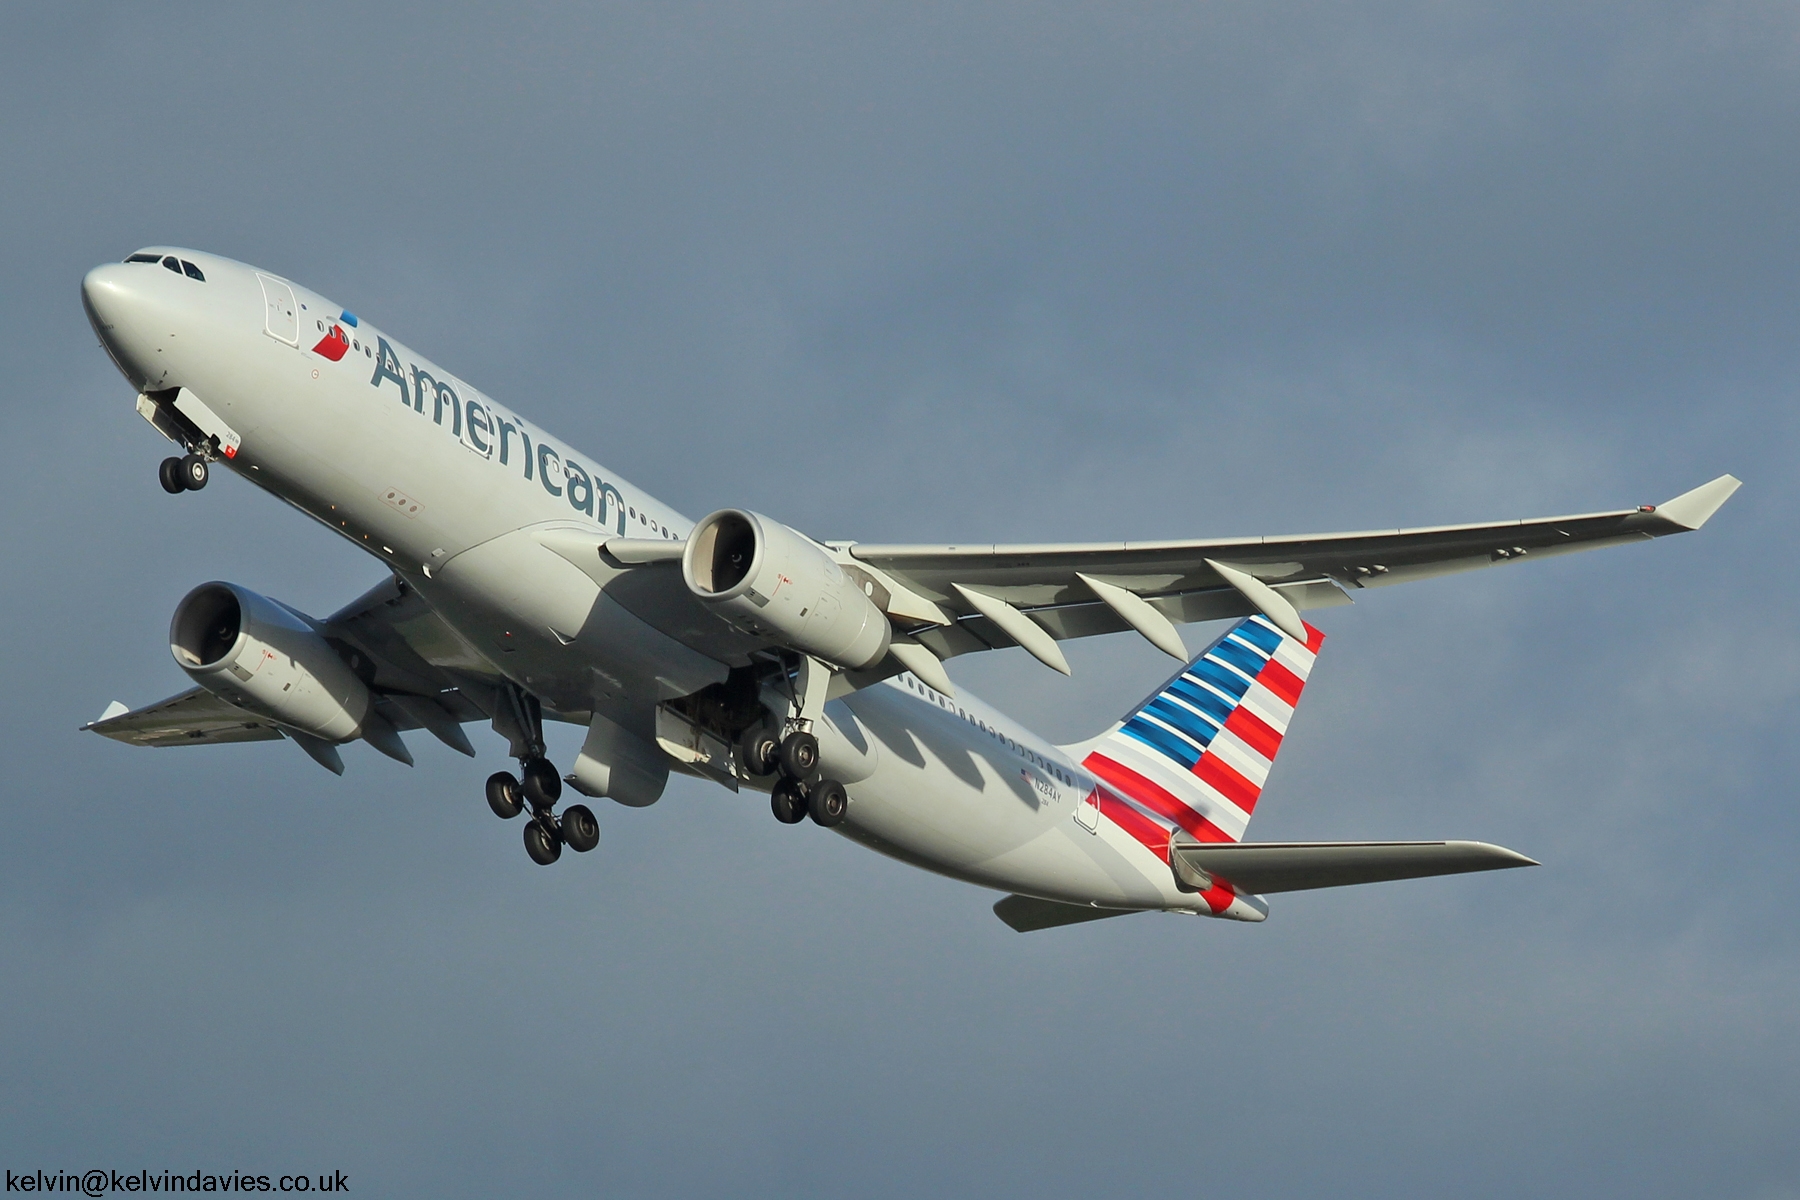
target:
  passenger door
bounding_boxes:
[257,273,299,346]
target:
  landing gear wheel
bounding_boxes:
[180,454,209,491]
[770,778,808,825]
[485,771,523,819]
[740,728,779,778]
[778,731,819,779]
[523,818,562,865]
[561,804,600,853]
[521,757,562,809]
[808,778,848,827]
[158,457,185,494]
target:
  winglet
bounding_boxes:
[94,700,129,724]
[1654,474,1741,530]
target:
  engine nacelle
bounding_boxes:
[682,510,891,670]
[170,582,374,742]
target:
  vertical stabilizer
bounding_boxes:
[1062,615,1323,849]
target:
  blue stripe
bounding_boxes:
[1145,697,1218,747]
[1190,657,1252,700]
[1212,637,1268,678]
[1165,678,1235,725]
[1233,619,1284,653]
[1121,718,1202,769]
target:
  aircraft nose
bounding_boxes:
[82,262,137,335]
[83,262,165,389]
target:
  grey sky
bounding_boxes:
[2,3,1795,1196]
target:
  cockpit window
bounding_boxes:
[125,252,205,280]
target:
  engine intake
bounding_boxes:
[682,510,891,670]
[171,582,374,742]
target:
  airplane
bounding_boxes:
[78,247,1740,932]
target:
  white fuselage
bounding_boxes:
[83,248,1249,920]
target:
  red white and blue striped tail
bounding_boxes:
[1069,614,1324,849]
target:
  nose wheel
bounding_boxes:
[485,758,599,865]
[159,453,209,493]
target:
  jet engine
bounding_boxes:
[170,582,374,742]
[682,509,891,670]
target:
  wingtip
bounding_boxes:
[1653,474,1742,531]
[1461,840,1540,868]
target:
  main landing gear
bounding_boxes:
[487,760,600,865]
[744,726,848,829]
[159,453,210,493]
[483,686,598,866]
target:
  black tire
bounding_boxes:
[740,728,779,777]
[523,819,562,865]
[158,457,185,494]
[770,778,807,825]
[808,778,848,827]
[180,454,209,490]
[521,757,562,808]
[561,803,600,852]
[778,731,819,778]
[485,771,523,819]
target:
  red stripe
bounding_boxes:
[1304,623,1325,653]
[1195,753,1261,814]
[1094,791,1171,861]
[1094,784,1238,915]
[1224,705,1282,761]
[1258,659,1305,707]
[1199,880,1237,914]
[1086,754,1235,842]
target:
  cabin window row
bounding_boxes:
[899,675,1076,787]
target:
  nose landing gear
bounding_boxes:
[158,453,209,493]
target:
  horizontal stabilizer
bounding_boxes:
[1169,839,1536,894]
[993,894,1138,933]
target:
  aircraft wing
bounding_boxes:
[850,474,1740,666]
[85,575,495,760]
[83,688,286,747]
[1168,839,1538,894]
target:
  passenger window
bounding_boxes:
[125,253,160,264]
[161,256,182,274]
[181,260,205,281]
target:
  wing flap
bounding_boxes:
[1170,839,1538,894]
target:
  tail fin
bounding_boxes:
[1065,615,1324,846]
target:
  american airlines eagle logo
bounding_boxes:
[310,323,349,361]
